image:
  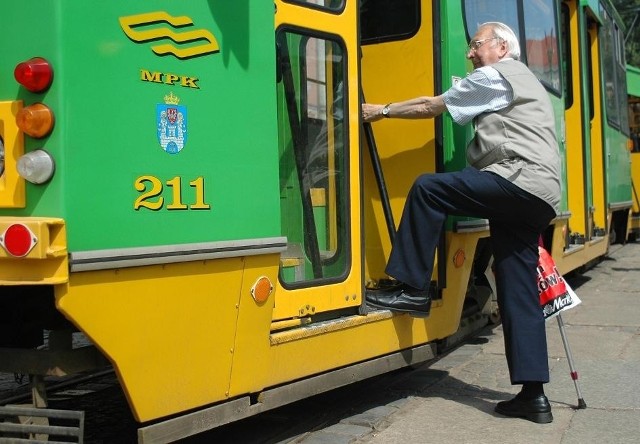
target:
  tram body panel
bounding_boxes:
[56,259,246,421]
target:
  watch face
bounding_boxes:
[382,105,390,116]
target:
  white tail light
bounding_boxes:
[17,149,55,184]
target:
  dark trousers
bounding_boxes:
[386,167,556,384]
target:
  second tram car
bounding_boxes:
[0,0,632,441]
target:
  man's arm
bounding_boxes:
[362,95,446,122]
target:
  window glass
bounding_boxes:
[463,0,519,45]
[360,0,420,44]
[615,26,630,134]
[276,31,349,285]
[600,8,630,130]
[560,3,573,109]
[523,0,561,93]
[601,10,618,124]
[464,0,561,94]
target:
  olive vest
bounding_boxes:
[466,59,561,213]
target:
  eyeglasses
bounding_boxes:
[466,37,499,53]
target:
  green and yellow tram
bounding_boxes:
[0,0,631,441]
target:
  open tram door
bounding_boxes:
[273,1,364,325]
[359,0,493,339]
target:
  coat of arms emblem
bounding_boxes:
[157,92,187,154]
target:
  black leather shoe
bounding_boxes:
[495,393,553,424]
[365,283,432,318]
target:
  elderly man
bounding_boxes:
[362,22,561,424]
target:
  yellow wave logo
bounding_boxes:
[119,11,220,59]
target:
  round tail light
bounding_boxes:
[14,57,54,93]
[17,149,55,184]
[16,103,55,138]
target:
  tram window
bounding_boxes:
[601,9,630,133]
[601,10,618,126]
[360,0,420,44]
[559,3,573,109]
[615,27,630,135]
[585,23,595,121]
[523,0,561,95]
[463,0,519,46]
[276,30,349,286]
[283,0,344,13]
[464,1,561,94]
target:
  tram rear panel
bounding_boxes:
[1,2,281,254]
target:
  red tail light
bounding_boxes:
[14,57,53,93]
[0,223,38,257]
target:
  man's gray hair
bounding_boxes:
[481,22,521,60]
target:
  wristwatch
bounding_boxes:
[381,103,391,118]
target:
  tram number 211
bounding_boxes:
[134,175,211,211]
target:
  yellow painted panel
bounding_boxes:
[0,217,68,284]
[360,5,436,284]
[631,152,640,214]
[0,100,25,208]
[56,258,246,422]
[264,293,459,385]
[263,232,484,387]
[272,277,361,320]
[557,238,608,275]
[265,313,432,383]
[228,254,281,395]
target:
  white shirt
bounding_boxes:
[443,64,514,126]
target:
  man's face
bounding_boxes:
[466,26,508,69]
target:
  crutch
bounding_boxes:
[556,312,587,409]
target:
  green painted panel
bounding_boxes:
[0,1,281,251]
[628,65,640,97]
[440,0,473,175]
[604,126,632,203]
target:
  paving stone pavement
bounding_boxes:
[286,242,640,444]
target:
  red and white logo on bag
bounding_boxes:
[537,247,581,319]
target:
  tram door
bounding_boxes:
[273,1,363,319]
[359,1,439,288]
[584,13,607,240]
[562,0,595,244]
